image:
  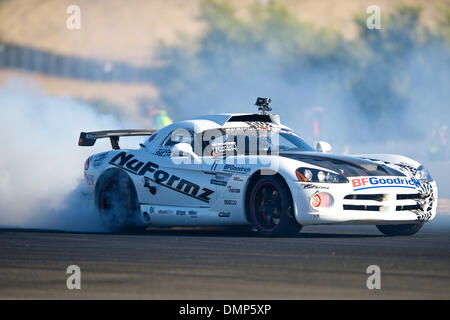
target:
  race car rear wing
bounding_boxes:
[78,130,156,150]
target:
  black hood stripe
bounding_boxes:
[280,152,405,177]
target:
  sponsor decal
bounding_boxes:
[149,207,155,214]
[110,152,214,203]
[212,142,236,154]
[245,121,273,130]
[176,210,186,216]
[302,184,329,190]
[188,210,197,218]
[218,212,230,218]
[158,209,172,215]
[233,176,244,182]
[224,199,237,205]
[154,148,171,157]
[142,177,156,195]
[210,179,227,186]
[225,126,274,133]
[227,186,240,193]
[93,153,107,168]
[223,164,251,174]
[210,174,229,186]
[351,177,422,191]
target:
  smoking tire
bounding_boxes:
[249,176,302,237]
[96,169,142,232]
[376,222,424,236]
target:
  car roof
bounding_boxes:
[185,113,291,132]
[144,113,294,149]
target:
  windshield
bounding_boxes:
[202,129,314,156]
[274,131,315,152]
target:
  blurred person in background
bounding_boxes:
[428,120,448,161]
[153,109,172,128]
[303,106,325,145]
[139,99,173,129]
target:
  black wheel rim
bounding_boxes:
[251,181,282,232]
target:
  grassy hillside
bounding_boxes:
[0,0,447,65]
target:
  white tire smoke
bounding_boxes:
[0,78,130,232]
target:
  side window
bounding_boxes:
[161,129,194,148]
[147,133,157,144]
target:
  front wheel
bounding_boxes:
[248,176,302,237]
[376,222,424,236]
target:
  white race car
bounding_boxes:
[79,98,438,236]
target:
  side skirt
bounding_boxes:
[139,205,251,226]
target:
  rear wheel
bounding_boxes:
[376,222,424,236]
[249,176,302,237]
[96,170,142,232]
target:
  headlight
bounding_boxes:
[296,167,348,183]
[415,165,433,182]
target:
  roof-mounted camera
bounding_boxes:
[255,97,272,115]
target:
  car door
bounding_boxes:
[200,131,250,207]
[145,129,217,208]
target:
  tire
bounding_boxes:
[376,222,424,236]
[96,170,142,232]
[248,175,302,237]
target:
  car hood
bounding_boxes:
[280,152,406,178]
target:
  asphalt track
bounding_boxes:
[0,216,449,299]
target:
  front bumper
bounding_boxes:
[287,178,438,226]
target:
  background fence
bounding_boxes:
[0,42,157,83]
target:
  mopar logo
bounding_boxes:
[352,177,421,191]
[227,186,240,193]
[110,152,214,203]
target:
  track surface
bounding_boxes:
[0,216,449,299]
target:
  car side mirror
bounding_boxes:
[171,143,198,160]
[316,141,332,153]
